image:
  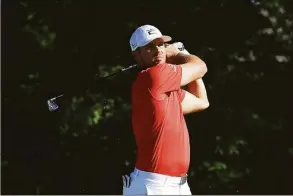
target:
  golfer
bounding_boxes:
[122,24,209,195]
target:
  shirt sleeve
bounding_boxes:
[147,63,182,95]
[178,89,186,103]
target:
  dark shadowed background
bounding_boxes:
[1,0,293,194]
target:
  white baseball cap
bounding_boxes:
[129,25,172,51]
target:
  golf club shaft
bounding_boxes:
[49,64,137,101]
[101,64,137,79]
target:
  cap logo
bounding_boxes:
[146,29,156,35]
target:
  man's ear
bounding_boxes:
[132,50,144,67]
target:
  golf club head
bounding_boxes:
[47,94,63,111]
[47,99,59,112]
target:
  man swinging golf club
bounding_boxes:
[122,24,209,195]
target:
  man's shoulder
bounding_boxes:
[140,63,175,74]
[135,63,180,82]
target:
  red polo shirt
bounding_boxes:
[131,63,190,177]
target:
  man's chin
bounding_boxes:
[153,59,166,65]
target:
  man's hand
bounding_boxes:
[165,42,207,86]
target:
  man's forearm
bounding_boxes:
[167,53,198,65]
[187,78,209,102]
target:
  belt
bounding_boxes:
[133,168,188,185]
[179,175,187,185]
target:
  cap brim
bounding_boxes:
[160,35,172,42]
[136,35,173,51]
[144,35,172,45]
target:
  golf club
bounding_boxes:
[47,42,188,112]
[47,64,138,112]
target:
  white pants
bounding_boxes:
[122,168,192,195]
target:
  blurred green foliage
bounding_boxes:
[2,0,292,194]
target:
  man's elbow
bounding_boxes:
[194,61,208,79]
[200,62,208,76]
[196,100,209,111]
[202,100,210,110]
[185,101,209,114]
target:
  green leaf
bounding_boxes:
[229,145,240,155]
[27,13,35,21]
[214,161,227,170]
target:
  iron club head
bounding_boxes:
[47,94,63,112]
